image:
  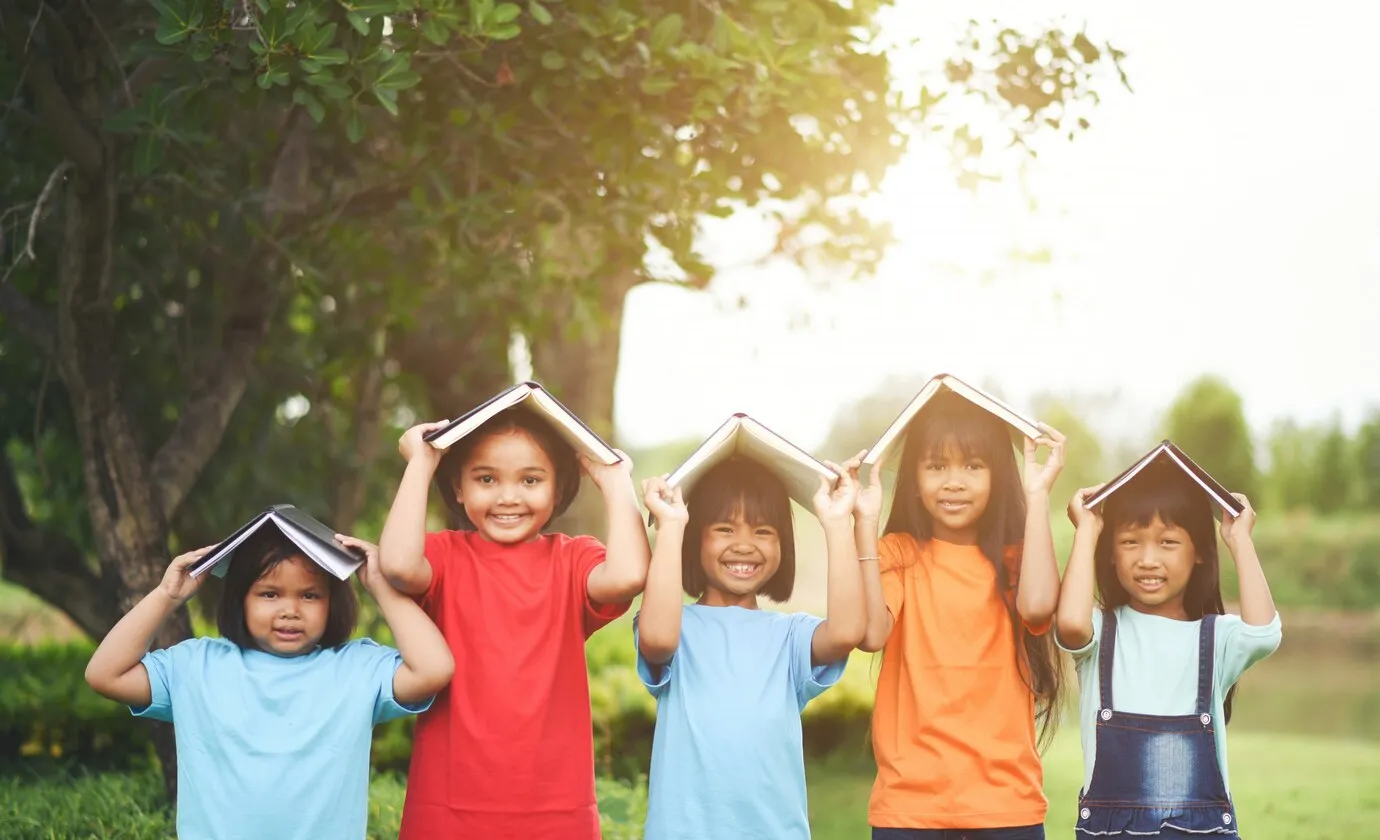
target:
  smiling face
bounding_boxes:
[1111,514,1201,619]
[915,436,993,545]
[243,557,331,657]
[697,511,783,607]
[453,428,558,544]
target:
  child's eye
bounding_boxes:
[1162,540,1180,547]
[477,475,494,484]
[966,461,986,470]
[1119,539,1138,547]
[259,591,277,599]
[303,592,320,600]
[522,476,541,485]
[755,529,776,538]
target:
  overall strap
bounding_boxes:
[1098,608,1118,711]
[1196,613,1218,718]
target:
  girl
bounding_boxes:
[379,409,651,839]
[1056,462,1281,837]
[854,391,1067,839]
[84,530,453,840]
[637,457,866,839]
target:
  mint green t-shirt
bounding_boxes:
[1056,607,1282,795]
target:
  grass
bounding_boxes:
[806,728,1380,840]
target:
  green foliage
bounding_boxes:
[1237,514,1380,610]
[1359,410,1380,510]
[1311,419,1355,514]
[1163,375,1259,501]
[1029,396,1107,508]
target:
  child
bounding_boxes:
[84,531,453,840]
[1056,459,1281,837]
[855,392,1067,838]
[379,409,651,839]
[637,457,866,839]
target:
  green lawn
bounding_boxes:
[807,728,1380,840]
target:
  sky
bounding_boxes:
[609,0,1380,456]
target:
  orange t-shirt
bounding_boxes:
[868,534,1047,830]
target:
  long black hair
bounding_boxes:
[883,391,1065,748]
[1094,460,1236,720]
[681,458,797,603]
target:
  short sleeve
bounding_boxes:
[420,530,453,612]
[570,535,629,637]
[877,534,908,624]
[1055,608,1102,660]
[632,613,673,698]
[350,638,434,724]
[788,613,845,710]
[1215,612,1282,691]
[130,637,207,721]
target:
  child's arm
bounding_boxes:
[378,422,449,596]
[343,536,455,705]
[811,462,866,664]
[847,453,892,653]
[582,452,652,605]
[1017,424,1066,626]
[85,547,212,706]
[637,476,687,665]
[1220,494,1276,626]
[1054,486,1104,651]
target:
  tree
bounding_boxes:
[0,0,1126,793]
[1029,395,1106,509]
[1163,376,1259,501]
[1311,418,1355,515]
[1359,409,1380,511]
[1261,419,1319,512]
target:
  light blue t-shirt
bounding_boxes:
[635,605,846,840]
[1056,607,1282,795]
[133,636,431,840]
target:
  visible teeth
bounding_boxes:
[726,563,756,573]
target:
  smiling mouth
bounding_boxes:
[937,500,969,511]
[489,513,528,524]
[722,561,762,579]
[1134,576,1167,591]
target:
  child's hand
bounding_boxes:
[338,534,385,594]
[159,547,214,605]
[1023,422,1066,497]
[1220,493,1256,547]
[398,421,449,469]
[580,450,636,498]
[843,449,884,523]
[1066,484,1106,531]
[642,476,688,526]
[813,461,857,524]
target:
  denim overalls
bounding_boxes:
[1076,610,1239,837]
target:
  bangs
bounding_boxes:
[1103,461,1213,532]
[689,458,792,530]
[909,392,1014,463]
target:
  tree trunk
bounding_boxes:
[529,272,640,538]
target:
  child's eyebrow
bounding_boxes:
[467,464,549,472]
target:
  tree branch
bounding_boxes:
[0,445,116,639]
[0,1,104,176]
[106,56,171,114]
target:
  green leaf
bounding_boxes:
[528,1,552,25]
[345,108,365,143]
[298,57,323,74]
[540,50,566,71]
[295,88,326,124]
[650,14,682,52]
[373,87,400,116]
[374,57,422,91]
[469,0,494,28]
[639,76,675,96]
[311,47,349,66]
[421,17,450,45]
[347,12,369,35]
[488,22,520,39]
[492,2,521,23]
[132,135,166,176]
[189,36,215,62]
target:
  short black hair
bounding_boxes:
[682,458,796,602]
[433,408,582,530]
[216,528,359,651]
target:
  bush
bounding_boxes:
[0,769,648,840]
[1241,514,1380,609]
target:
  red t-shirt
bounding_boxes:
[398,529,628,839]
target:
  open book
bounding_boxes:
[423,381,620,465]
[1083,440,1244,517]
[665,414,840,513]
[189,505,365,581]
[862,373,1042,467]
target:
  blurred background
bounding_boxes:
[2,0,1377,837]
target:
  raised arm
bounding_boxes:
[378,422,448,596]
[848,455,893,653]
[85,547,212,706]
[637,477,688,666]
[1017,425,1066,626]
[344,536,455,705]
[1220,494,1276,626]
[1054,486,1104,651]
[811,462,866,664]
[583,451,652,605]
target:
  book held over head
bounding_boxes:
[189,504,365,581]
[862,373,1043,468]
[422,380,620,466]
[1082,439,1244,517]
